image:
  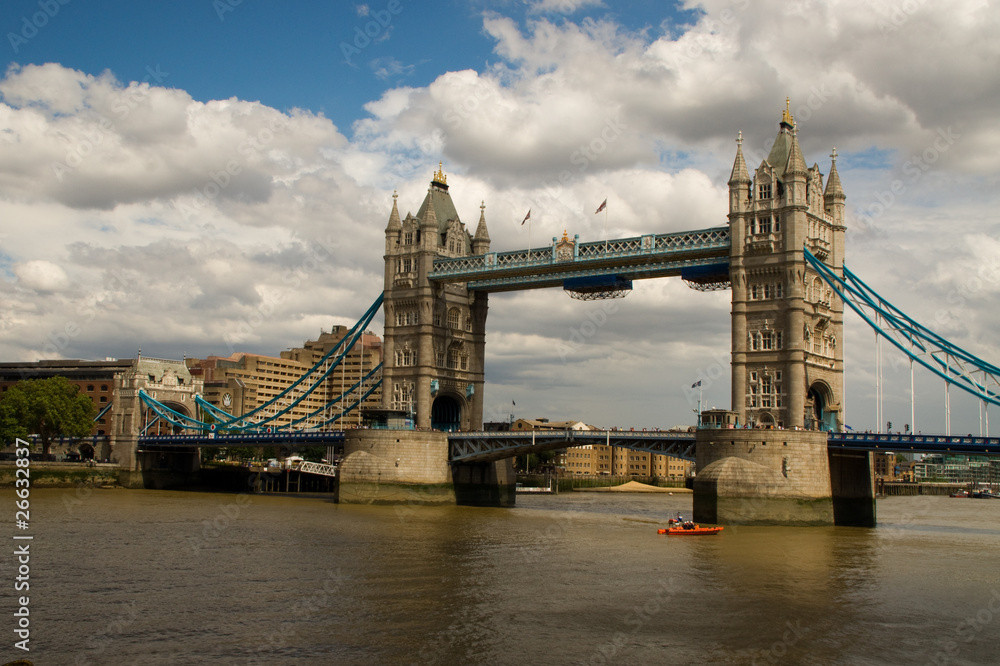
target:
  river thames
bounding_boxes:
[5,488,999,665]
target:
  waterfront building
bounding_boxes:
[188,326,382,429]
[873,452,896,479]
[914,453,999,485]
[512,418,692,479]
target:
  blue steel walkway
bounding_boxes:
[430,226,731,292]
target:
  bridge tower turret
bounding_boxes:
[381,164,488,430]
[729,100,846,431]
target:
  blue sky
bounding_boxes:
[2,0,999,432]
[5,0,698,134]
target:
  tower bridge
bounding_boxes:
[134,101,1000,524]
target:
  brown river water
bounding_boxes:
[2,488,999,665]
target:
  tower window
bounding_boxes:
[758,183,772,200]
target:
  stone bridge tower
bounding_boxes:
[728,101,847,430]
[692,105,866,526]
[382,165,490,430]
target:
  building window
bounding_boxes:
[758,183,772,200]
[759,216,772,234]
[87,385,94,392]
[447,308,461,329]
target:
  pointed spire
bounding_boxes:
[385,189,402,232]
[473,200,491,254]
[824,147,845,199]
[474,201,490,242]
[729,131,751,185]
[421,187,438,229]
[785,131,807,177]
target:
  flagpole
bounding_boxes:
[604,195,608,254]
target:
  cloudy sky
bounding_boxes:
[2,0,999,433]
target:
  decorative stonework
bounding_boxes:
[728,105,846,430]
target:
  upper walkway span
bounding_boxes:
[429,226,731,292]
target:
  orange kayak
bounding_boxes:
[657,525,723,535]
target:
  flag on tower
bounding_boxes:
[595,198,607,214]
[521,209,531,225]
[691,380,702,388]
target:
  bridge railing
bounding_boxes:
[429,226,731,281]
[137,431,346,447]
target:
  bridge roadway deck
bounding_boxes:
[429,226,731,292]
[136,430,1000,461]
[827,432,1000,456]
[137,431,345,449]
[449,430,697,463]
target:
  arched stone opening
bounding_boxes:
[156,401,194,435]
[807,382,837,432]
[431,394,463,432]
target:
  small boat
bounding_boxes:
[657,523,723,535]
[949,490,970,498]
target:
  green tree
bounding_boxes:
[0,377,96,458]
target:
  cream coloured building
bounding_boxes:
[190,326,382,429]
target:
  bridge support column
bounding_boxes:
[451,459,515,507]
[338,430,514,506]
[694,429,837,525]
[131,445,201,489]
[828,450,876,527]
